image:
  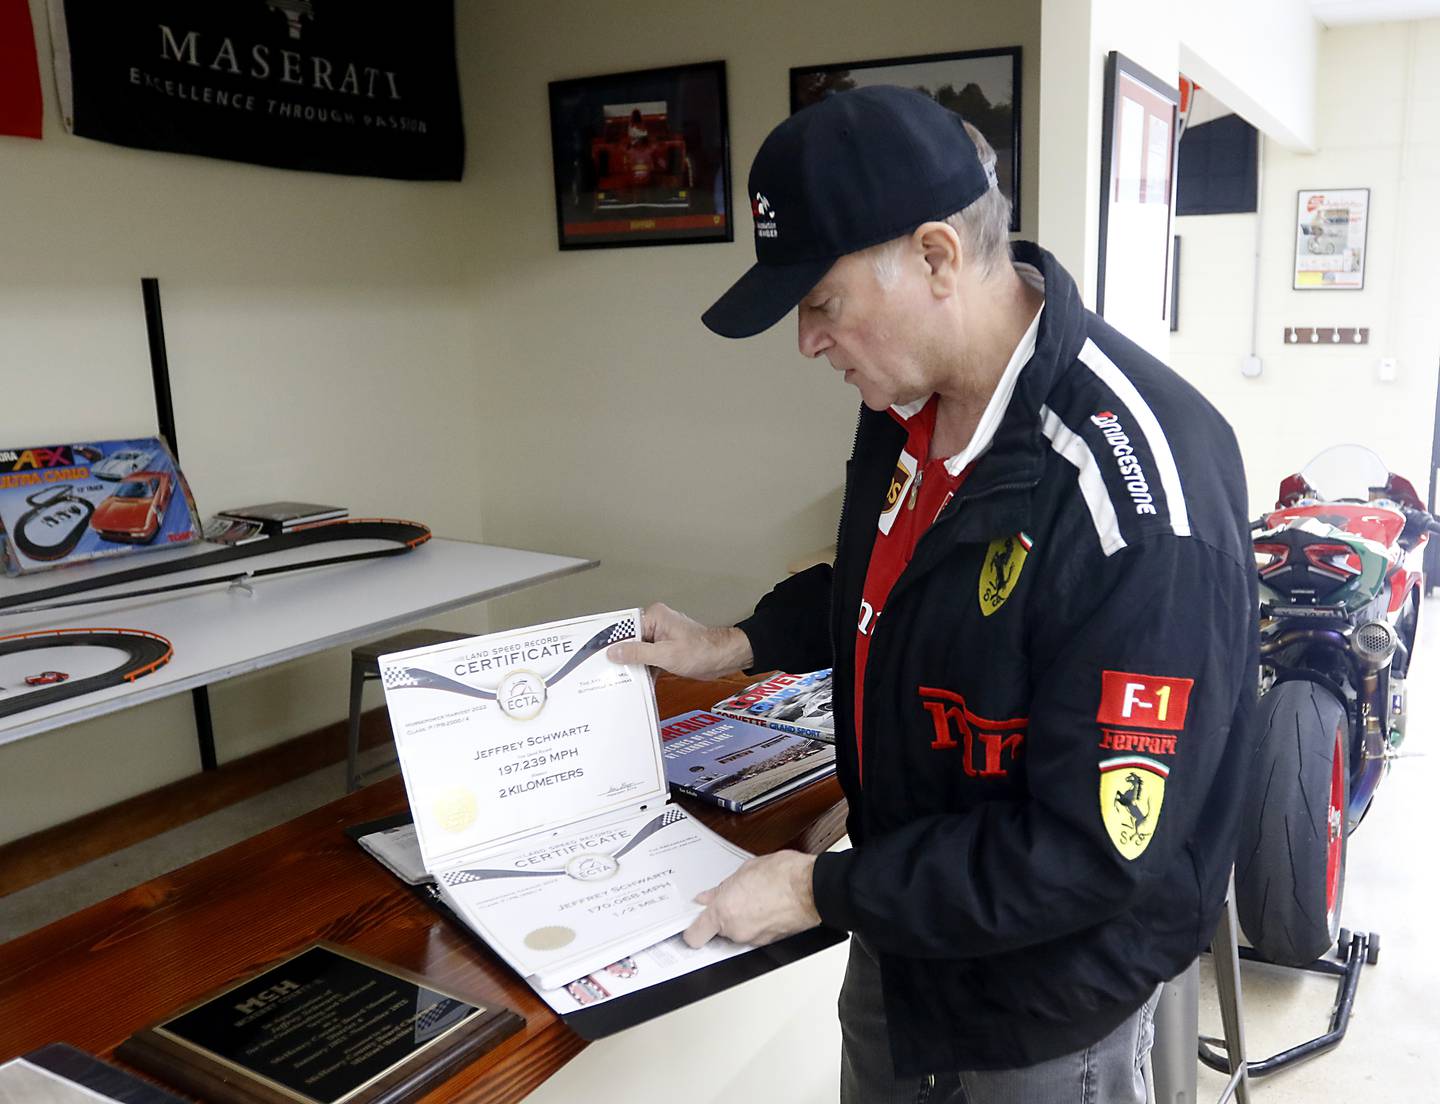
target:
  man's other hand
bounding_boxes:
[606,602,754,680]
[682,851,821,948]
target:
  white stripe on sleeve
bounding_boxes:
[1078,339,1191,537]
[1040,405,1128,557]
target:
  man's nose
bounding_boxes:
[798,312,832,359]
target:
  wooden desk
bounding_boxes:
[0,674,848,1102]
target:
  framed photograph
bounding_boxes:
[790,47,1022,232]
[1096,51,1179,335]
[548,61,733,250]
[1293,188,1369,290]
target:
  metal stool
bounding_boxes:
[346,628,468,792]
[1151,877,1251,1104]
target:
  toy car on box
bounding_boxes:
[0,438,201,575]
[92,447,155,481]
[91,471,174,543]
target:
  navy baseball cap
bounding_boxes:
[702,85,993,339]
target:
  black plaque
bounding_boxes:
[118,944,522,1104]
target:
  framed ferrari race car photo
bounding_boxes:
[548,60,732,250]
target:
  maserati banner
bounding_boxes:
[47,0,463,179]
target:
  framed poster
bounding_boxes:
[1096,52,1179,335]
[790,47,1022,232]
[1294,189,1369,290]
[548,61,732,250]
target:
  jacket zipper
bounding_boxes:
[852,475,1036,792]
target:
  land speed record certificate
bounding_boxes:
[439,805,748,988]
[380,611,668,871]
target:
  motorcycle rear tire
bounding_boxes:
[1235,680,1350,967]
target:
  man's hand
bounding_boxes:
[606,602,754,680]
[682,851,821,948]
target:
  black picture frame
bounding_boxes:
[1096,51,1179,327]
[1169,235,1181,332]
[789,47,1022,233]
[548,61,733,251]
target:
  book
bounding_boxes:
[660,709,835,812]
[215,501,347,533]
[201,515,267,546]
[357,820,432,885]
[378,610,750,990]
[711,669,835,743]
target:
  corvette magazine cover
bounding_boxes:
[660,710,835,813]
[0,438,201,575]
[710,670,835,743]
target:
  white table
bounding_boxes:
[0,538,596,752]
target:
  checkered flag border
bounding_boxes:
[606,618,637,645]
[382,666,420,690]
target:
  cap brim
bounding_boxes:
[701,256,836,339]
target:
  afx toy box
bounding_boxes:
[0,438,202,575]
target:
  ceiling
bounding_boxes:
[1309,0,1440,26]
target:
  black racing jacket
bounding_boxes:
[737,243,1258,1075]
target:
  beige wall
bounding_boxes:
[1171,20,1440,514]
[462,0,1043,632]
[0,0,1042,841]
[0,0,488,842]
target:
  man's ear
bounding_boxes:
[914,222,961,298]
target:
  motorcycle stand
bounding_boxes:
[1197,928,1379,1079]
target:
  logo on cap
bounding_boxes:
[753,193,778,239]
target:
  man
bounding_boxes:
[609,86,1257,1102]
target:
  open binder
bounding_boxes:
[379,609,750,989]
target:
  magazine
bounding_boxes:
[216,501,347,533]
[711,669,835,743]
[378,610,750,990]
[661,710,834,813]
[357,821,431,885]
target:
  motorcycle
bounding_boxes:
[1235,444,1439,966]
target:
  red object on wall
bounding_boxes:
[0,0,43,139]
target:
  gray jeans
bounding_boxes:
[839,937,1159,1104]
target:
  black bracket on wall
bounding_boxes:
[142,277,218,772]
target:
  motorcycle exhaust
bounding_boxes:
[1350,621,1399,669]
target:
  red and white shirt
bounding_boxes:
[852,281,1044,775]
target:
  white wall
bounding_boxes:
[0,1,1043,840]
[1178,0,1318,151]
[1171,20,1440,513]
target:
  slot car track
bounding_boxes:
[0,518,431,617]
[0,628,173,720]
[0,519,430,719]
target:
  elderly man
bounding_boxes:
[610,86,1256,1103]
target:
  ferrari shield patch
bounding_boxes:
[1099,756,1168,860]
[978,532,1031,616]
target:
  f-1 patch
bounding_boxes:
[978,532,1032,616]
[1099,756,1168,860]
[1096,671,1193,731]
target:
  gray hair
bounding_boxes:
[867,120,1012,287]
